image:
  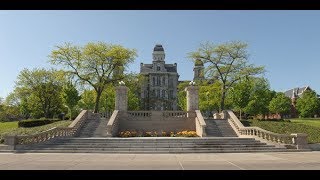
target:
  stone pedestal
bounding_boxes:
[185,85,199,111]
[291,133,309,149]
[115,86,128,111]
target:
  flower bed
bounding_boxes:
[118,130,198,137]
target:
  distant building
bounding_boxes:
[284,86,312,118]
[140,44,179,110]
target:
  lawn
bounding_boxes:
[241,119,320,144]
[0,120,71,144]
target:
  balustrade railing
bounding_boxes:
[106,110,119,137]
[225,110,309,149]
[127,111,152,117]
[5,110,91,146]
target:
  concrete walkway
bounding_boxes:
[0,152,320,170]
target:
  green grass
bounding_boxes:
[241,119,320,144]
[0,120,71,144]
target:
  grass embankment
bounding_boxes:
[0,120,71,144]
[240,118,320,144]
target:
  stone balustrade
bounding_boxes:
[127,111,152,117]
[195,110,206,137]
[225,110,310,150]
[106,110,119,137]
[4,110,91,148]
[163,111,188,118]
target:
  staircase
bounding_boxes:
[15,137,290,153]
[205,119,238,137]
[75,117,109,137]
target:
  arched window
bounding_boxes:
[152,77,155,86]
[157,65,161,71]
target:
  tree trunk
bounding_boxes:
[240,109,242,120]
[94,90,102,113]
[220,86,226,112]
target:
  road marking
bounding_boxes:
[226,160,245,170]
[178,161,184,170]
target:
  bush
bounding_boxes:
[18,119,62,128]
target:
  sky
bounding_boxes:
[0,10,320,99]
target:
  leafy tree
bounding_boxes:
[296,90,320,118]
[244,78,274,119]
[198,80,222,116]
[78,89,96,111]
[62,82,81,120]
[190,41,264,111]
[50,42,137,113]
[177,81,189,111]
[268,92,291,118]
[14,68,65,118]
[229,78,252,120]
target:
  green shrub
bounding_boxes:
[18,119,62,128]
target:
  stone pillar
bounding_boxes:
[115,85,128,111]
[291,133,309,150]
[185,85,199,111]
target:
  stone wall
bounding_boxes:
[117,111,196,133]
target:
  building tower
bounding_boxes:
[140,44,179,110]
[193,59,204,81]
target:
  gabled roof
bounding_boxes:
[284,86,310,98]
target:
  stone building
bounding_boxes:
[140,44,179,110]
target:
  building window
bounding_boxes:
[157,76,161,86]
[169,90,173,99]
[169,79,173,87]
[152,90,156,97]
[162,90,165,98]
[152,77,155,86]
[162,77,165,86]
[157,66,160,71]
[158,89,160,98]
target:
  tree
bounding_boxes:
[244,78,275,119]
[62,82,81,120]
[78,89,96,111]
[296,90,320,118]
[177,81,189,111]
[50,42,137,113]
[198,80,222,116]
[229,78,252,120]
[268,92,292,119]
[14,68,65,118]
[190,41,264,111]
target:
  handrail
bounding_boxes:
[195,110,206,137]
[225,110,309,149]
[5,110,91,146]
[106,110,119,137]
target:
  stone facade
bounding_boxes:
[140,44,179,110]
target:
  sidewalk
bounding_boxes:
[0,152,320,170]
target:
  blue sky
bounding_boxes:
[0,10,320,98]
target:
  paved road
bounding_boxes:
[0,152,320,170]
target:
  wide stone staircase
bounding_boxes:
[15,137,289,153]
[8,115,305,153]
[75,118,109,137]
[205,119,238,137]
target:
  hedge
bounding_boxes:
[18,119,62,128]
